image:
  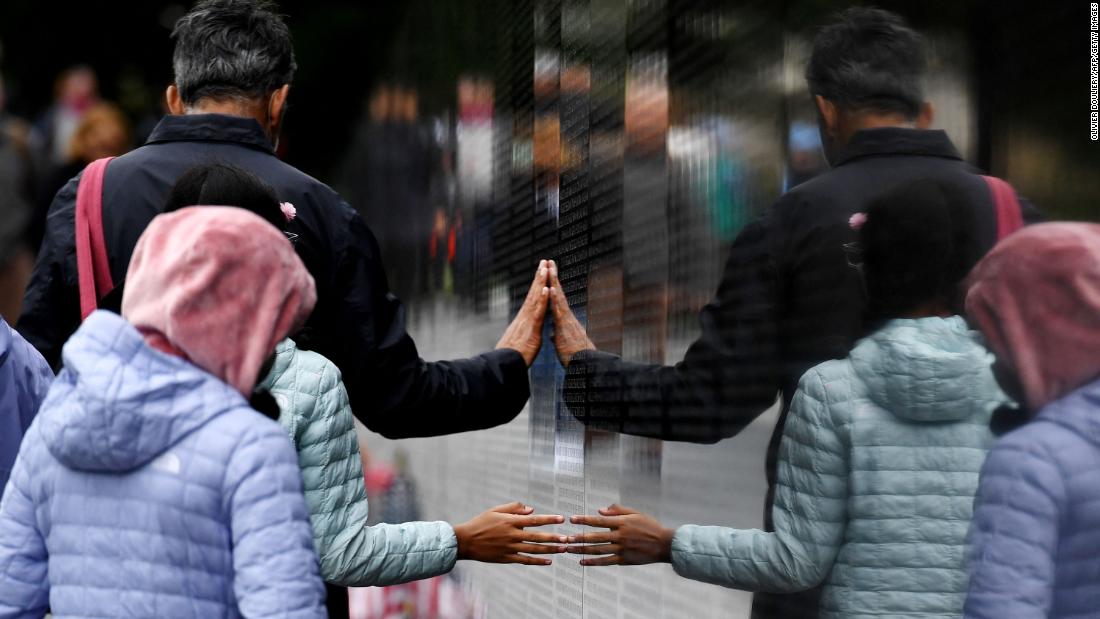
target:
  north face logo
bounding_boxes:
[150,451,182,475]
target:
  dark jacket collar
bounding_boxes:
[832,128,962,167]
[145,114,275,154]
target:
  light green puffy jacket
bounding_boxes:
[258,339,458,587]
[671,317,1004,618]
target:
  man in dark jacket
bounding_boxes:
[552,8,1040,617]
[18,0,547,441]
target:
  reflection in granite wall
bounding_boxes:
[351,1,976,616]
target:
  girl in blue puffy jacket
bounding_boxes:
[0,206,327,618]
[567,178,1007,619]
[160,165,567,589]
[964,223,1100,619]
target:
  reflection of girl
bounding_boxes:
[569,179,1005,618]
[963,224,1100,619]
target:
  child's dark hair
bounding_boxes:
[162,163,312,384]
[859,178,979,320]
[164,163,285,231]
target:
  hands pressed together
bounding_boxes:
[487,262,667,567]
[454,501,673,567]
[495,259,595,367]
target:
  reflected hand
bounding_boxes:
[548,260,595,367]
[567,504,674,566]
[454,501,567,565]
[495,261,550,366]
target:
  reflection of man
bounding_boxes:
[550,8,1039,618]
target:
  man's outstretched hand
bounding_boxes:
[496,261,550,366]
[548,260,595,367]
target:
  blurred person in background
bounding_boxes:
[621,64,671,361]
[365,448,421,526]
[30,65,99,168]
[0,74,34,202]
[19,0,550,453]
[0,207,326,617]
[30,102,132,251]
[568,179,1005,619]
[452,76,494,306]
[964,224,1100,619]
[0,183,34,323]
[62,102,131,176]
[786,121,829,188]
[340,82,437,301]
[549,8,1040,618]
[0,75,36,322]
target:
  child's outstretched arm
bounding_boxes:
[567,369,849,593]
[670,369,848,591]
[274,348,564,587]
[327,499,566,587]
[225,422,326,618]
[0,425,50,618]
[274,349,461,586]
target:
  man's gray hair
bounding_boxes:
[806,7,927,119]
[171,0,296,105]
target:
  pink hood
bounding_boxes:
[122,206,316,395]
[966,223,1100,412]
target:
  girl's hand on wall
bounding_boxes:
[454,501,566,565]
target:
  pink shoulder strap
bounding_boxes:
[982,175,1024,242]
[75,157,115,320]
